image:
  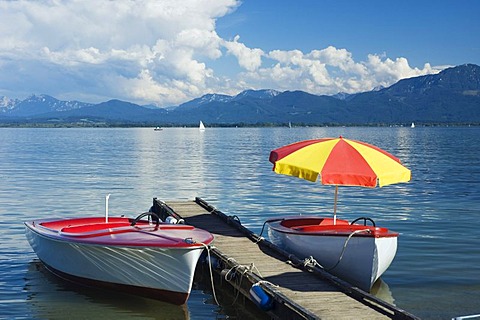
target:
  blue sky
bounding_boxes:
[218,1,479,67]
[0,0,478,107]
[217,0,480,67]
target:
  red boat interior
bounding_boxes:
[40,217,194,231]
[40,217,131,230]
[279,217,398,238]
[38,217,196,239]
[31,215,214,247]
[280,217,349,228]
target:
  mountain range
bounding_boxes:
[1,63,479,126]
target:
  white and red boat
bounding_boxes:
[25,211,214,305]
[266,216,398,292]
[266,137,410,292]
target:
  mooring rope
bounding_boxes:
[199,245,267,307]
[200,243,220,306]
[247,262,263,278]
[288,228,371,271]
[253,235,265,244]
[220,264,244,306]
[324,228,371,271]
[258,218,284,238]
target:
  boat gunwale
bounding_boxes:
[267,217,398,238]
[24,219,214,248]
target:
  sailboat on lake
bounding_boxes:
[199,121,205,131]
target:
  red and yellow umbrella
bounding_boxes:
[269,136,411,221]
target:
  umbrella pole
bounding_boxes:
[333,185,338,225]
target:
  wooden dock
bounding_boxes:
[151,197,418,320]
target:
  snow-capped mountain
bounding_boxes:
[175,89,279,111]
[232,89,280,100]
[1,94,94,117]
[0,96,21,113]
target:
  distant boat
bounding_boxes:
[199,121,205,131]
[288,121,292,128]
[154,127,163,131]
[411,122,415,128]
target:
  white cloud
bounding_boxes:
[0,0,443,106]
[237,47,440,96]
[0,0,240,105]
[115,69,191,105]
[223,35,264,72]
[365,55,439,84]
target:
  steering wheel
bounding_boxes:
[130,212,160,227]
[350,217,376,227]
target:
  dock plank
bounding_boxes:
[163,200,397,320]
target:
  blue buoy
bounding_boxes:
[249,283,272,311]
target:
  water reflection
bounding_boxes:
[370,278,395,306]
[132,128,211,201]
[25,261,190,320]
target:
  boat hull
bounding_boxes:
[25,217,213,305]
[267,216,398,291]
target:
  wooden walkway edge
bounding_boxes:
[151,197,419,320]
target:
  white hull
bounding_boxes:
[25,225,205,304]
[267,218,397,291]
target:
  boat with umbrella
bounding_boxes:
[266,136,411,291]
[25,196,214,305]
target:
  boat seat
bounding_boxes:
[318,219,349,225]
[282,218,349,229]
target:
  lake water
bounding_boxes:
[1,126,479,319]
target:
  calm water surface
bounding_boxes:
[1,127,479,319]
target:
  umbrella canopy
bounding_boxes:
[269,136,411,221]
[269,136,411,187]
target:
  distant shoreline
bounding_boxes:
[1,122,479,128]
